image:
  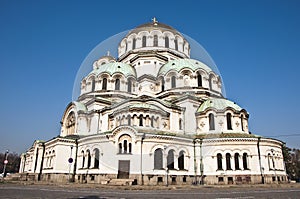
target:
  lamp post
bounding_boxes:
[3,150,9,177]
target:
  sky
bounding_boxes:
[0,0,299,154]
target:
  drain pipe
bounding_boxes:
[199,138,203,185]
[72,139,78,182]
[257,137,264,184]
[193,139,197,184]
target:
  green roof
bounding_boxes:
[90,62,136,78]
[197,98,243,112]
[158,58,212,76]
[128,103,162,111]
[74,101,87,112]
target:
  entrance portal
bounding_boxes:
[118,160,130,179]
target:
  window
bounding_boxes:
[91,77,95,91]
[161,78,165,91]
[94,149,100,168]
[132,38,136,49]
[87,150,91,168]
[66,112,75,136]
[217,153,223,170]
[178,151,184,170]
[234,153,240,170]
[209,113,215,130]
[127,79,132,92]
[102,78,107,90]
[124,140,128,153]
[154,148,163,169]
[226,113,232,130]
[151,116,154,127]
[165,36,169,48]
[127,115,131,125]
[139,115,143,126]
[81,151,85,168]
[209,74,214,90]
[115,78,120,90]
[179,119,183,130]
[153,35,158,47]
[243,153,248,170]
[142,36,146,47]
[167,150,175,170]
[197,73,202,87]
[119,143,122,154]
[241,115,244,131]
[125,41,127,51]
[174,38,178,50]
[267,153,271,170]
[171,76,176,88]
[226,153,232,170]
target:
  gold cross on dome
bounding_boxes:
[152,17,158,25]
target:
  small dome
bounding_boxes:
[90,62,136,78]
[197,98,243,113]
[158,58,212,76]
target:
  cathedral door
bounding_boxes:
[117,160,130,179]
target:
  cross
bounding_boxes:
[152,17,158,25]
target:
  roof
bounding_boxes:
[197,98,243,113]
[73,101,87,112]
[89,62,136,78]
[158,58,212,76]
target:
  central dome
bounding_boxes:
[127,20,182,36]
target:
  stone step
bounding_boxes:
[108,179,135,185]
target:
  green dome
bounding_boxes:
[90,62,136,78]
[197,98,243,113]
[158,58,212,76]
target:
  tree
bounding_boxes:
[0,152,20,174]
[283,145,300,182]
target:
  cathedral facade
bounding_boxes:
[19,19,287,185]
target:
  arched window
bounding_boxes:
[87,150,91,168]
[154,148,163,169]
[209,113,215,130]
[127,115,131,125]
[115,78,120,90]
[139,115,143,126]
[125,41,127,51]
[118,134,132,154]
[161,78,165,91]
[94,149,100,168]
[209,74,214,90]
[153,35,158,47]
[226,113,233,130]
[171,76,176,88]
[132,38,136,49]
[129,143,132,153]
[197,73,202,87]
[217,153,223,170]
[174,38,178,50]
[241,115,244,131]
[267,153,271,170]
[234,153,240,170]
[243,153,248,170]
[167,150,174,170]
[91,77,95,91]
[142,35,146,47]
[165,36,169,48]
[226,153,232,170]
[178,151,185,170]
[102,78,107,90]
[179,119,183,130]
[66,112,75,136]
[81,150,85,168]
[127,79,132,92]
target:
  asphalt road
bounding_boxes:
[0,183,299,199]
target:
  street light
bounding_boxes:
[2,150,9,177]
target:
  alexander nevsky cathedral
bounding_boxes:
[19,19,287,185]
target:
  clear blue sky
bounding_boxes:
[0,0,299,154]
